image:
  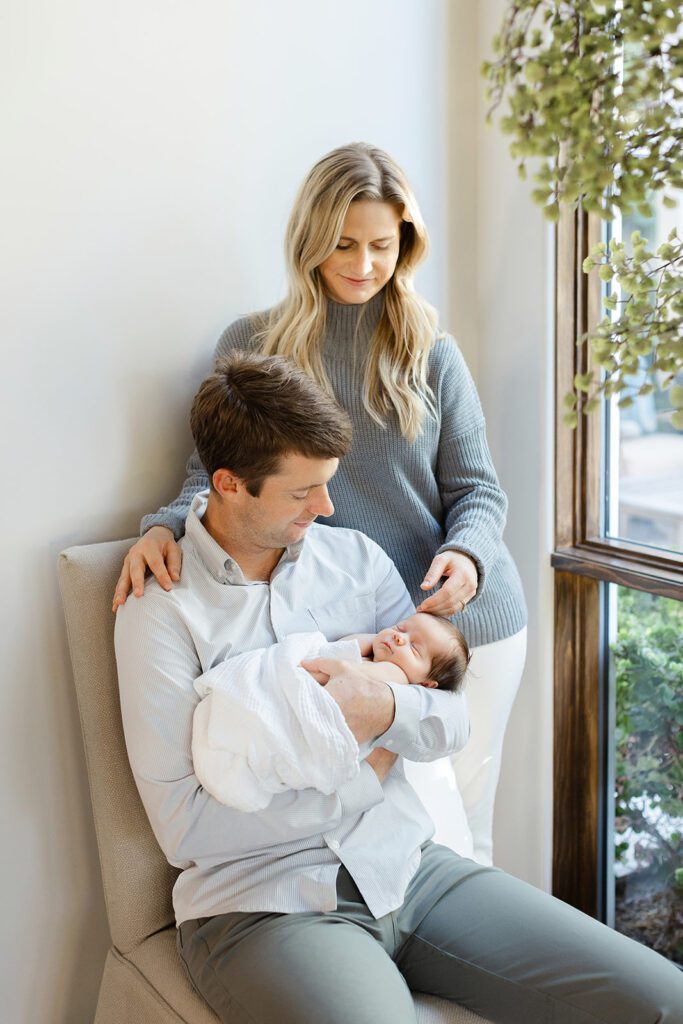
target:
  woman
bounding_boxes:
[113,142,527,866]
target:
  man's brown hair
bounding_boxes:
[190,351,352,495]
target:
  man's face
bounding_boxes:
[233,452,338,551]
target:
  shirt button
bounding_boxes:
[329,839,340,851]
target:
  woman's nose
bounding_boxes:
[350,248,373,276]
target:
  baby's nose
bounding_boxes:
[393,631,406,646]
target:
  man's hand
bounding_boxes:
[365,747,398,782]
[300,658,395,744]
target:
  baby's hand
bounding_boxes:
[339,632,375,657]
[300,659,330,684]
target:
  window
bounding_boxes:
[552,200,683,966]
[608,586,682,963]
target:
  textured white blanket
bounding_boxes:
[192,632,362,811]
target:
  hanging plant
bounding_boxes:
[565,226,683,426]
[482,0,683,422]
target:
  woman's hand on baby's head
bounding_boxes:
[416,551,478,617]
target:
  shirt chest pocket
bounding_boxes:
[307,593,376,641]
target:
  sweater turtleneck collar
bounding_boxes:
[324,289,384,342]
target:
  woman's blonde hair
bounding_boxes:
[255,142,440,441]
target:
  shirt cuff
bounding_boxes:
[374,683,420,752]
[338,762,384,817]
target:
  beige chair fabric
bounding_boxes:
[59,540,492,1024]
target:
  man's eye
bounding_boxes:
[292,493,308,500]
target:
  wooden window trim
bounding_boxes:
[552,204,683,918]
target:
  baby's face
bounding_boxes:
[372,613,448,684]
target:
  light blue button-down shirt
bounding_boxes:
[115,492,470,924]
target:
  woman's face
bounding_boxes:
[318,200,402,305]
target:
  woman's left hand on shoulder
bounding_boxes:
[416,551,478,617]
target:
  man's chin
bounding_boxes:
[287,521,315,543]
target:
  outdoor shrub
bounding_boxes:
[613,588,683,873]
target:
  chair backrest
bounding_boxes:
[59,540,178,955]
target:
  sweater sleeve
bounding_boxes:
[433,338,508,601]
[140,316,259,539]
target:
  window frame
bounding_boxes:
[552,205,683,919]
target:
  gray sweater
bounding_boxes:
[142,294,527,648]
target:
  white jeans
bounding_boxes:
[403,627,527,866]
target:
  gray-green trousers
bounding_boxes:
[177,843,683,1023]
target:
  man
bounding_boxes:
[116,352,683,1024]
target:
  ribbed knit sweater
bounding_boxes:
[142,294,527,648]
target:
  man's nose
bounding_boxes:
[308,486,334,518]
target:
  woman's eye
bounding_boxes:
[373,244,390,251]
[337,244,352,251]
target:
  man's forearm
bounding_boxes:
[133,762,385,868]
[323,673,396,744]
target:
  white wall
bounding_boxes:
[0,1,552,1019]
[443,1,554,887]
[470,0,554,890]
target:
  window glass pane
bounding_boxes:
[608,585,683,965]
[603,192,683,553]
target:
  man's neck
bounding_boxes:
[201,503,283,582]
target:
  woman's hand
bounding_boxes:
[416,550,478,617]
[112,526,182,612]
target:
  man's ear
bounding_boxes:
[212,467,243,498]
[421,679,439,689]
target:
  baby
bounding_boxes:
[308,612,471,693]
[192,612,471,812]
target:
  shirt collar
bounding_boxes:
[185,490,305,585]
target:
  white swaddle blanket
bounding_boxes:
[192,632,362,812]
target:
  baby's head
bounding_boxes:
[372,612,470,692]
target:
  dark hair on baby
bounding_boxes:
[428,617,471,693]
